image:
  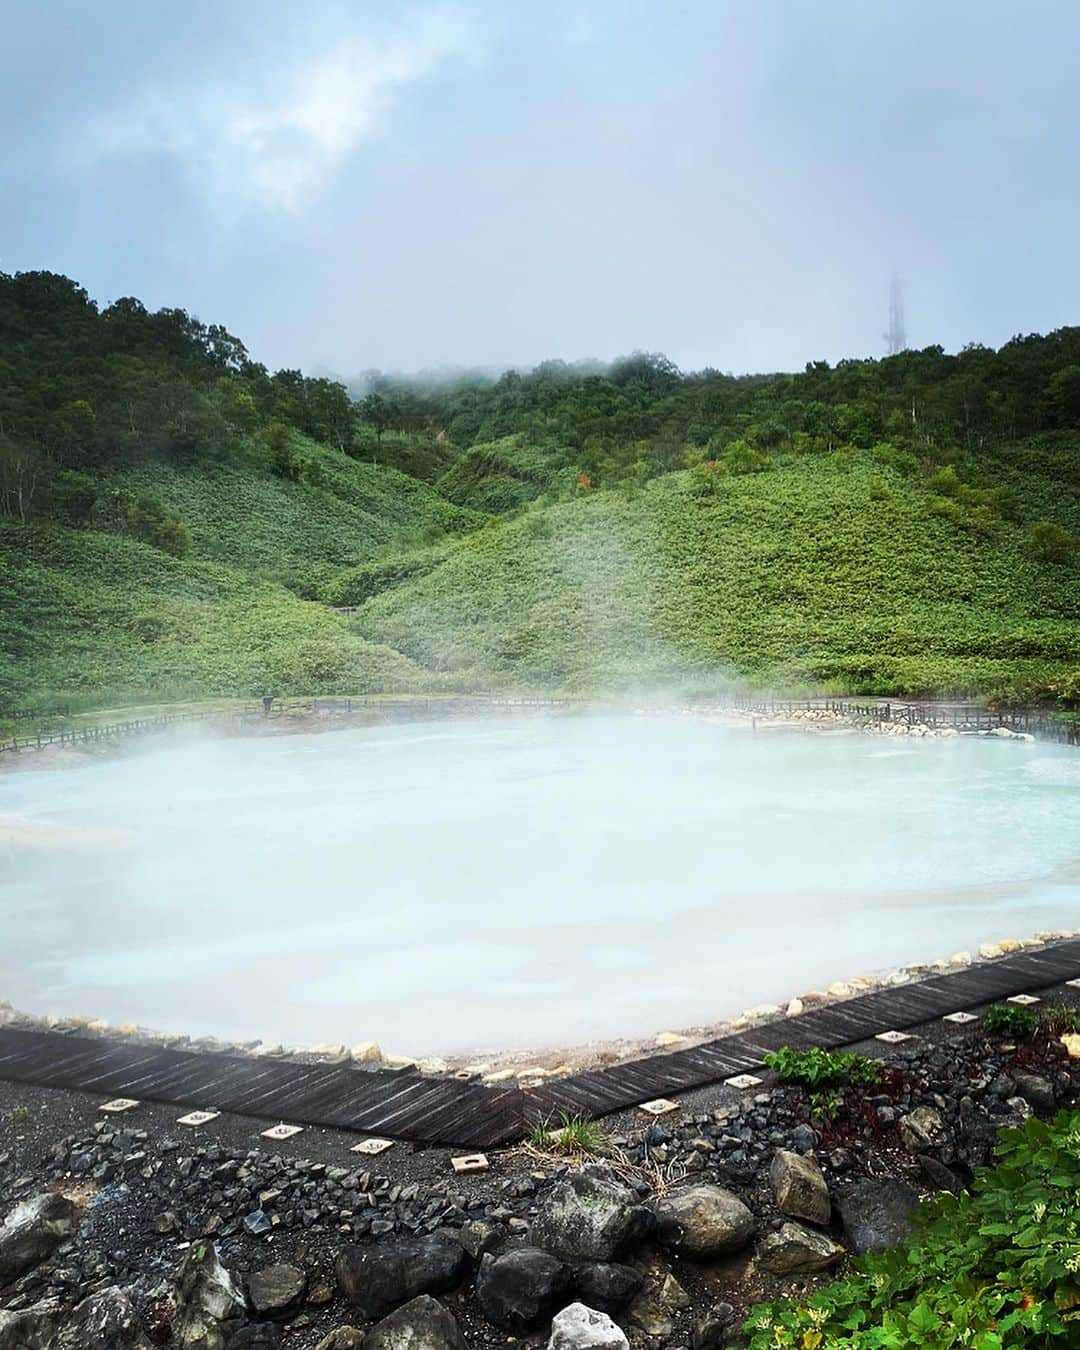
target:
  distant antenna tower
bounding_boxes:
[884,274,907,355]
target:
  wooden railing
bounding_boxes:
[0,696,571,754]
[715,696,1080,745]
[2,693,1076,755]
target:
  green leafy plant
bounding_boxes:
[10,1104,30,1123]
[763,1045,885,1089]
[982,1003,1039,1039]
[742,1112,1080,1349]
[808,1088,844,1125]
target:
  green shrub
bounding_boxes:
[982,1003,1039,1038]
[763,1046,884,1089]
[743,1112,1080,1348]
[724,439,771,475]
[1030,521,1077,564]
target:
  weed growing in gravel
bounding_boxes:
[527,1111,609,1155]
[1044,1003,1080,1036]
[982,1003,1039,1039]
[10,1104,30,1123]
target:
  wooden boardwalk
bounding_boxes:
[1,940,1078,1147]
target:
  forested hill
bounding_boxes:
[1,270,1078,711]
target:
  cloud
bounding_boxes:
[89,8,473,215]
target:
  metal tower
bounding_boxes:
[884,274,907,355]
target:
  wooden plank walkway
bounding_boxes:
[1,940,1078,1147]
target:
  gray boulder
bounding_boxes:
[531,1168,652,1262]
[336,1235,468,1321]
[917,1154,965,1195]
[364,1295,467,1350]
[769,1150,830,1224]
[836,1178,918,1254]
[246,1263,305,1317]
[571,1261,643,1313]
[898,1107,946,1152]
[475,1247,573,1333]
[0,1192,80,1285]
[0,1300,58,1350]
[457,1219,501,1261]
[226,1330,282,1349]
[757,1222,844,1274]
[625,1291,673,1340]
[691,1303,738,1350]
[548,1302,629,1350]
[651,1184,755,1258]
[55,1288,151,1349]
[171,1244,246,1350]
[314,1331,364,1350]
[1013,1072,1055,1116]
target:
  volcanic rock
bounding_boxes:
[314,1331,364,1350]
[226,1329,282,1349]
[836,1178,918,1254]
[0,1300,58,1350]
[651,1184,755,1257]
[1013,1072,1056,1116]
[475,1246,573,1333]
[548,1301,629,1350]
[691,1303,738,1350]
[457,1219,501,1260]
[54,1287,150,1349]
[769,1149,830,1224]
[531,1168,651,1262]
[0,1192,80,1285]
[917,1154,965,1194]
[625,1291,673,1340]
[246,1263,306,1316]
[571,1261,643,1313]
[898,1106,946,1152]
[171,1244,246,1349]
[757,1222,844,1274]
[335,1235,468,1321]
[364,1295,467,1350]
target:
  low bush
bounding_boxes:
[742,1112,1080,1348]
[982,1003,1040,1039]
[762,1046,884,1089]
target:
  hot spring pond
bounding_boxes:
[2,714,1079,1055]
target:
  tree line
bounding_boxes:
[3,269,1080,551]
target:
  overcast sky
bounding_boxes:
[4,1,1079,377]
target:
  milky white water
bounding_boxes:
[2,715,1079,1055]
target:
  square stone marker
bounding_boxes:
[639,1098,681,1116]
[725,1074,763,1090]
[875,1030,914,1044]
[99,1098,139,1113]
[351,1138,394,1156]
[261,1123,304,1141]
[451,1154,489,1174]
[177,1110,220,1128]
[942,1011,978,1024]
[1007,994,1041,1005]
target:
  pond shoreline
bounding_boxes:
[3,926,1077,1082]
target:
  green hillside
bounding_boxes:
[110,434,481,596]
[0,525,436,706]
[2,270,1080,711]
[352,443,1080,700]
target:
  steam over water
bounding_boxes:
[2,715,1079,1054]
